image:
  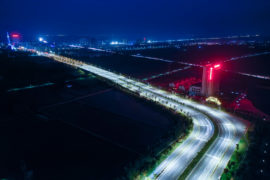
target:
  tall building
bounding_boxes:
[201,64,221,97]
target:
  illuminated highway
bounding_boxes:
[149,109,213,179]
[31,51,246,180]
[44,53,215,179]
[186,111,245,180]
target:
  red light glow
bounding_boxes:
[214,64,220,69]
[209,67,213,80]
[11,34,20,38]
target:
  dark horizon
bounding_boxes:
[1,0,270,39]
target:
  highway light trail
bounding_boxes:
[132,54,203,67]
[236,72,270,80]
[131,54,175,63]
[30,50,246,180]
[224,51,270,62]
[142,66,191,81]
[69,45,115,53]
[186,112,245,180]
[223,70,270,80]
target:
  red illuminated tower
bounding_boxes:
[201,64,221,97]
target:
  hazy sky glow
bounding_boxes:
[1,0,270,39]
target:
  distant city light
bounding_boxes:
[38,37,48,43]
[110,41,127,45]
[110,41,119,45]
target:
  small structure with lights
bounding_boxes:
[206,96,222,106]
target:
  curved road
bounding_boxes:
[144,86,246,180]
[36,52,246,180]
[186,111,245,180]
[148,101,214,179]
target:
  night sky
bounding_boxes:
[1,0,270,39]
